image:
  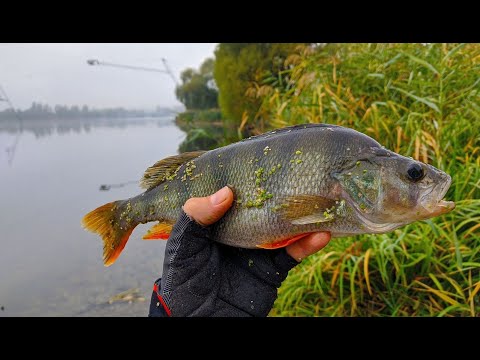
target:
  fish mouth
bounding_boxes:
[428,175,455,214]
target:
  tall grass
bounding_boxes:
[245,43,480,316]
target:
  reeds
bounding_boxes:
[249,43,480,316]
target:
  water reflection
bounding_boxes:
[0,115,247,316]
[0,116,186,316]
[0,117,174,139]
[175,119,239,153]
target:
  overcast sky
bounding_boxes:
[0,43,218,110]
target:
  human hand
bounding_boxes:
[149,186,331,317]
[183,186,331,262]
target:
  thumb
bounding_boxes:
[183,186,234,226]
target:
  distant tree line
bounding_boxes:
[0,102,177,120]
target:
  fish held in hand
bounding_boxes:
[82,124,455,266]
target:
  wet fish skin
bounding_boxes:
[82,124,455,266]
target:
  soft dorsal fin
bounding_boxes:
[140,150,206,189]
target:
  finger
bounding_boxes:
[183,186,234,226]
[286,232,331,262]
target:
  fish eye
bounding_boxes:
[407,163,425,182]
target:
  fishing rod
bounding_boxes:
[87,58,179,86]
[161,58,179,87]
[0,84,23,166]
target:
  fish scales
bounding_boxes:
[134,125,364,246]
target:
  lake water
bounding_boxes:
[0,117,186,316]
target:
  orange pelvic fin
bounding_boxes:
[142,222,173,240]
[256,233,312,249]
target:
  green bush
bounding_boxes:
[214,43,302,125]
[175,58,218,110]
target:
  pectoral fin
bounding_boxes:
[276,194,337,225]
[291,214,334,225]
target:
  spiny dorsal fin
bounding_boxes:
[140,150,206,189]
[276,194,338,225]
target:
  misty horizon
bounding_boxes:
[0,101,186,124]
[0,43,218,111]
[0,100,186,113]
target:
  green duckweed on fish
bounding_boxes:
[82,124,455,266]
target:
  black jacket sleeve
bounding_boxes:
[148,211,299,317]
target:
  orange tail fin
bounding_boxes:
[82,201,137,267]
